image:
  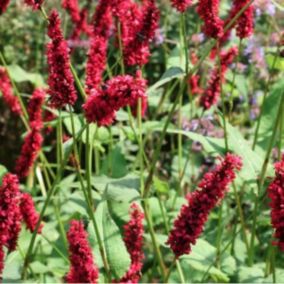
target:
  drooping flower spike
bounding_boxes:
[0,67,22,115]
[268,155,284,251]
[20,193,43,233]
[65,220,99,283]
[167,153,242,257]
[200,46,238,110]
[47,10,77,109]
[15,122,43,178]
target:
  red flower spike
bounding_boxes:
[116,203,144,283]
[170,0,192,12]
[85,35,108,94]
[0,67,22,115]
[167,154,242,258]
[28,88,45,127]
[200,46,238,110]
[0,0,10,14]
[65,220,99,284]
[15,123,43,178]
[268,155,284,251]
[231,0,254,39]
[24,0,44,9]
[0,173,22,252]
[92,0,113,38]
[188,75,203,96]
[47,10,77,109]
[83,89,116,127]
[197,0,224,39]
[70,8,93,40]
[123,0,160,66]
[62,0,80,23]
[20,193,43,233]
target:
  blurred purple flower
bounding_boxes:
[255,0,275,16]
[191,33,205,44]
[154,28,164,45]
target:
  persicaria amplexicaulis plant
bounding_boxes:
[0,0,282,282]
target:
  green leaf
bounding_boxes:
[266,54,284,71]
[147,67,184,94]
[102,204,131,279]
[7,65,45,87]
[153,176,169,194]
[0,165,8,185]
[237,265,265,283]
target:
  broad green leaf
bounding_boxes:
[153,176,169,194]
[102,204,131,279]
[147,67,184,94]
[63,114,83,136]
[237,265,265,283]
[7,65,45,87]
[266,54,284,71]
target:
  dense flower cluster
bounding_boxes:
[24,0,44,9]
[27,88,45,127]
[0,67,22,115]
[0,0,10,14]
[84,72,147,126]
[70,8,92,40]
[62,0,80,23]
[0,174,22,253]
[15,122,43,178]
[117,203,144,283]
[268,155,284,251]
[197,0,224,38]
[231,0,254,38]
[20,193,42,233]
[47,10,77,108]
[170,0,192,12]
[65,220,99,283]
[200,47,238,109]
[121,0,160,66]
[85,35,108,94]
[92,0,113,38]
[188,75,203,95]
[167,154,242,257]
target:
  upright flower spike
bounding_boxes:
[0,67,22,115]
[197,0,224,39]
[123,0,160,66]
[170,0,192,12]
[0,173,22,252]
[47,10,77,109]
[268,155,284,251]
[92,0,113,38]
[85,35,108,94]
[167,154,242,258]
[200,47,238,110]
[62,0,81,23]
[231,0,254,39]
[116,203,144,283]
[20,193,43,233]
[24,0,44,9]
[27,88,45,127]
[0,0,10,14]
[65,220,99,284]
[70,8,93,40]
[15,122,43,178]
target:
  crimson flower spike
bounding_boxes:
[0,0,10,15]
[46,10,77,109]
[0,173,22,254]
[197,0,224,39]
[167,153,242,258]
[115,203,144,283]
[170,0,192,12]
[65,220,99,283]
[24,0,44,10]
[268,154,284,251]
[199,46,238,110]
[0,67,22,115]
[62,0,81,23]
